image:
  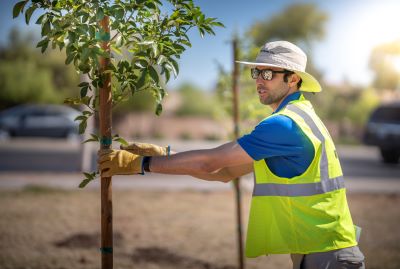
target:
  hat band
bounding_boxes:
[255,53,306,72]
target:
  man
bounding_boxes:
[98,41,365,269]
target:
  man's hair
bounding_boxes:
[283,71,302,89]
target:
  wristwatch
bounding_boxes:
[142,156,152,173]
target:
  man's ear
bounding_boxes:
[288,73,301,88]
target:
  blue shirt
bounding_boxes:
[237,92,314,178]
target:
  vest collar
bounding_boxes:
[273,91,302,114]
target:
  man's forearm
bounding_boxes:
[189,168,234,183]
[149,153,253,183]
[149,149,218,175]
[147,141,253,181]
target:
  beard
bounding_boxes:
[258,86,290,105]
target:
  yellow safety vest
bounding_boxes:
[246,96,358,257]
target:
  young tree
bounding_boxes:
[14,1,223,268]
[13,0,223,182]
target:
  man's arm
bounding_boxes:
[149,141,253,182]
[189,162,253,182]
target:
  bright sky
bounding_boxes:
[2,0,400,90]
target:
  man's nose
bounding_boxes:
[256,75,264,84]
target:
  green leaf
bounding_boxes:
[155,103,162,116]
[136,69,147,90]
[82,133,99,144]
[170,58,179,77]
[81,96,91,106]
[163,67,170,82]
[148,66,159,83]
[78,82,89,87]
[138,40,154,46]
[165,59,178,78]
[78,62,91,73]
[13,1,28,18]
[83,138,98,144]
[115,35,123,47]
[96,8,104,21]
[79,172,97,188]
[83,111,93,116]
[198,28,205,38]
[81,48,89,62]
[25,5,36,24]
[111,45,122,55]
[211,21,225,27]
[114,137,128,146]
[79,178,91,188]
[78,120,87,134]
[151,43,158,57]
[111,5,124,19]
[80,86,88,98]
[74,115,87,122]
[156,55,166,65]
[35,14,47,24]
[65,53,75,65]
[41,20,51,36]
[90,133,99,141]
[36,39,49,53]
[144,1,156,9]
[81,13,89,23]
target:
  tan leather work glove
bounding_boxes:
[98,149,143,177]
[120,142,170,156]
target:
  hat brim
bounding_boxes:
[236,60,321,93]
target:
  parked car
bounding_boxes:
[363,102,400,164]
[0,104,80,140]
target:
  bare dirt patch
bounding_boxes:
[132,246,236,269]
[0,189,398,269]
[54,232,123,249]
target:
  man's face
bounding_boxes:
[255,66,291,106]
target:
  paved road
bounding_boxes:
[0,138,399,192]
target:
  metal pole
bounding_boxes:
[99,16,113,269]
[232,37,245,269]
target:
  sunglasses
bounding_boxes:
[251,68,292,80]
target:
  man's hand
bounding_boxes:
[98,149,143,177]
[120,142,170,156]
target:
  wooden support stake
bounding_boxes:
[232,37,245,269]
[99,16,113,269]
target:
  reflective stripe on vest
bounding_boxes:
[253,104,345,197]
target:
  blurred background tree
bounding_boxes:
[0,27,79,110]
[246,3,327,80]
[369,40,400,90]
[175,82,217,117]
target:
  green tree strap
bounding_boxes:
[99,247,113,254]
[101,137,112,146]
[95,31,110,41]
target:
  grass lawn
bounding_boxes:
[0,186,399,269]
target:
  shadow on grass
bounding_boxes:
[132,247,236,269]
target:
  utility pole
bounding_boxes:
[99,16,113,269]
[232,37,245,269]
[80,74,94,172]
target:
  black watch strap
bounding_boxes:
[142,156,152,172]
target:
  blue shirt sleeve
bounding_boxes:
[237,115,313,161]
